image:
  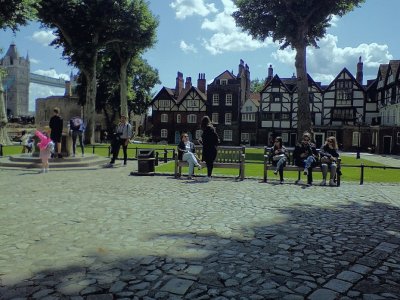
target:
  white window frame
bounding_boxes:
[159,100,169,108]
[220,79,228,85]
[161,129,168,138]
[212,113,219,124]
[187,114,197,124]
[176,114,181,123]
[352,131,360,147]
[161,114,168,123]
[212,94,219,106]
[187,100,197,108]
[225,113,232,125]
[225,94,233,106]
[224,130,233,141]
[242,113,255,122]
[195,130,202,140]
[281,133,289,143]
[241,133,250,142]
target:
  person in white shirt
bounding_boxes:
[108,115,133,166]
[177,132,201,179]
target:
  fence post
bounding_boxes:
[155,152,159,166]
[92,145,95,154]
[0,144,3,156]
[360,163,364,185]
[135,147,138,159]
[108,146,111,157]
[164,149,168,163]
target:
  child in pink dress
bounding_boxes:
[35,130,54,173]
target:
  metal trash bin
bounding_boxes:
[136,149,155,175]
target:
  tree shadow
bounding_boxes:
[1,202,400,299]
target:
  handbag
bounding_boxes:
[320,156,331,164]
[273,154,285,161]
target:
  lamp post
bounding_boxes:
[356,113,363,159]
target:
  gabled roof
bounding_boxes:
[150,86,177,105]
[176,86,207,104]
[261,74,293,93]
[212,70,236,82]
[5,43,19,59]
[377,64,389,83]
[387,60,400,83]
[325,67,365,91]
[248,92,260,106]
[291,74,324,93]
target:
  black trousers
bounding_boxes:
[110,139,128,164]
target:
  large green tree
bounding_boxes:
[0,0,36,145]
[108,0,158,117]
[233,0,365,137]
[37,0,124,143]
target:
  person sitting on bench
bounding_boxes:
[177,132,201,179]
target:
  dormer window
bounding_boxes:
[220,79,228,85]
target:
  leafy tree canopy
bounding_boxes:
[0,0,37,31]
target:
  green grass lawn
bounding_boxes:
[2,143,399,183]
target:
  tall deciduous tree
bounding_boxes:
[0,0,36,145]
[37,0,122,143]
[108,0,158,117]
[233,0,365,137]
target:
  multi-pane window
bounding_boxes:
[161,114,168,123]
[281,133,289,143]
[212,94,219,106]
[242,114,255,122]
[273,93,282,102]
[220,79,228,85]
[332,108,354,120]
[241,133,249,142]
[281,113,290,120]
[212,113,219,124]
[224,130,233,141]
[187,100,197,107]
[196,130,202,140]
[159,100,169,107]
[352,131,360,147]
[161,129,168,138]
[225,94,233,106]
[245,106,252,112]
[187,114,197,123]
[262,112,273,121]
[336,80,352,104]
[176,114,181,123]
[225,113,232,125]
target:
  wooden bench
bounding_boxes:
[174,145,246,180]
[263,147,342,186]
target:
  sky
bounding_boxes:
[1,0,399,112]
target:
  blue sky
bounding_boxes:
[1,0,399,112]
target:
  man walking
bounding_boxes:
[108,115,133,166]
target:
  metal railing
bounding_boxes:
[341,163,400,185]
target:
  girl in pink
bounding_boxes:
[35,130,54,173]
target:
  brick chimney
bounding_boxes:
[267,64,273,81]
[197,73,206,93]
[185,76,192,89]
[64,81,72,96]
[356,56,363,84]
[238,59,245,76]
[174,71,184,97]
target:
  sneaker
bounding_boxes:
[280,180,284,184]
[203,176,210,182]
[106,162,114,168]
[329,179,336,187]
[303,169,308,176]
[187,176,192,180]
[72,153,76,157]
[273,169,278,175]
[57,154,63,159]
[320,179,326,186]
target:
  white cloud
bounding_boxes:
[200,0,273,55]
[329,15,340,27]
[29,58,40,64]
[180,40,198,53]
[272,34,393,84]
[33,69,70,80]
[29,83,65,112]
[170,0,217,19]
[32,30,56,46]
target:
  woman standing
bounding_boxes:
[199,116,219,181]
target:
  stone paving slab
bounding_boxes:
[0,166,400,299]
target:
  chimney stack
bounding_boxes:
[175,71,184,97]
[185,76,192,89]
[197,73,206,93]
[356,56,363,84]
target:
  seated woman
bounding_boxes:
[177,133,201,179]
[293,132,319,185]
[270,136,288,184]
[319,136,340,186]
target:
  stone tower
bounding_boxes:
[0,43,30,116]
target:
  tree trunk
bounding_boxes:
[0,78,11,145]
[83,55,98,145]
[119,59,129,118]
[294,43,312,139]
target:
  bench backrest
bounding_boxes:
[264,146,321,165]
[191,145,245,163]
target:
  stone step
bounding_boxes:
[0,154,110,169]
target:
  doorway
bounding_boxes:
[383,136,392,154]
[314,133,325,148]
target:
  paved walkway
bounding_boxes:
[0,163,400,299]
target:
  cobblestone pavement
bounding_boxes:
[1,164,400,300]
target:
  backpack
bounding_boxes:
[70,117,83,131]
[46,141,55,153]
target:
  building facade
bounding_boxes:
[0,43,30,116]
